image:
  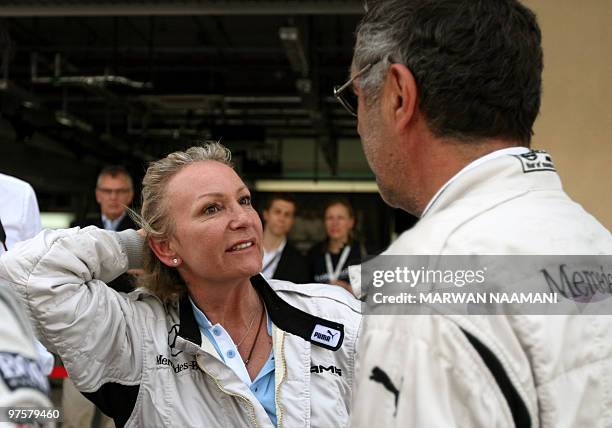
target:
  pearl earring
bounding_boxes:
[172,258,179,265]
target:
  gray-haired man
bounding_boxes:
[339,1,612,426]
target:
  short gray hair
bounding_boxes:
[352,0,542,145]
[96,165,134,190]
[134,141,233,301]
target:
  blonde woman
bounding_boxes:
[0,143,361,427]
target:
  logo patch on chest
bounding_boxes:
[311,364,342,376]
[310,324,342,348]
[156,354,199,374]
[0,352,49,394]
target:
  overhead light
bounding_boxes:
[254,180,379,193]
[55,112,73,127]
[55,111,93,132]
[296,78,312,94]
[279,26,309,77]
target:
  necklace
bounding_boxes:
[234,303,261,348]
[243,304,266,366]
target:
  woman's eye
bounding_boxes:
[239,195,252,206]
[204,204,220,215]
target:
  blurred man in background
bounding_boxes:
[261,194,309,283]
[73,165,136,233]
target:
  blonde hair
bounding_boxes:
[133,142,233,301]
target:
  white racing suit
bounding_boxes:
[350,150,612,427]
[0,281,54,427]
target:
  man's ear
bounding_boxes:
[262,209,270,224]
[148,237,179,267]
[385,63,418,133]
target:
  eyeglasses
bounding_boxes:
[97,187,131,196]
[333,63,373,117]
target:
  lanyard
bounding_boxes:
[325,245,351,282]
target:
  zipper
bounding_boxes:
[198,360,259,428]
[273,327,287,428]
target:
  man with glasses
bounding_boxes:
[340,1,612,427]
[76,165,136,232]
[72,165,137,287]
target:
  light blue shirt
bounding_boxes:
[189,299,277,426]
[101,213,126,231]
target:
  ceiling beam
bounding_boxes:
[0,1,363,17]
[0,140,94,192]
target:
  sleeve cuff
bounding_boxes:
[115,229,144,270]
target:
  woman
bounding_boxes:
[308,199,365,293]
[0,143,361,428]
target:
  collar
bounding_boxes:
[178,296,202,346]
[188,296,273,337]
[421,147,530,217]
[264,238,287,256]
[177,274,345,351]
[101,212,126,230]
[189,297,214,329]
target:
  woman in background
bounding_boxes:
[308,199,365,293]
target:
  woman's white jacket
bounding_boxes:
[0,227,361,428]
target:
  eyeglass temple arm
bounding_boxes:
[334,63,373,96]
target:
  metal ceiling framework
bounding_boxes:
[0,0,365,214]
[0,1,363,17]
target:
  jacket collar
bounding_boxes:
[423,149,561,219]
[178,294,202,346]
[177,274,346,351]
[421,147,530,217]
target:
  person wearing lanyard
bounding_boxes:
[307,198,364,293]
[260,194,309,283]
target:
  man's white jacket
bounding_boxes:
[0,227,361,428]
[0,282,53,426]
[350,151,612,428]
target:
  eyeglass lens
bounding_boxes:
[98,188,130,196]
[336,88,358,116]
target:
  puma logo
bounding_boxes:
[327,329,338,339]
[370,366,400,416]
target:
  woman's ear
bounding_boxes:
[148,237,181,268]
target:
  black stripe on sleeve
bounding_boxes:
[460,328,531,428]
